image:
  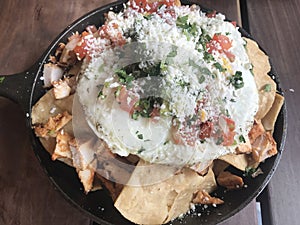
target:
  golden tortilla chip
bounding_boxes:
[32,90,73,124]
[245,38,277,120]
[218,153,249,172]
[114,160,216,225]
[213,159,230,177]
[262,93,284,133]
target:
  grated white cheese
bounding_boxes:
[76,2,259,166]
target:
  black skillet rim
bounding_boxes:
[22,1,287,225]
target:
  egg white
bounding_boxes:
[76,6,259,167]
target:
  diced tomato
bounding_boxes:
[116,86,139,114]
[220,117,236,146]
[206,34,235,61]
[150,107,160,122]
[224,50,236,62]
[74,37,88,60]
[206,10,217,18]
[211,34,232,51]
[129,0,176,13]
[99,24,126,47]
[199,121,214,140]
[171,118,200,146]
[171,129,184,145]
[231,21,237,27]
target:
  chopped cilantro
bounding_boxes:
[203,52,214,62]
[97,90,106,99]
[176,15,198,39]
[239,135,246,143]
[198,75,205,84]
[97,84,106,99]
[160,61,168,72]
[213,62,226,72]
[132,111,139,120]
[177,80,190,88]
[115,69,134,86]
[198,28,211,50]
[132,96,163,119]
[0,76,5,84]
[163,140,169,145]
[189,59,213,78]
[176,15,189,29]
[244,167,257,177]
[137,147,146,154]
[137,133,143,140]
[264,84,272,92]
[167,46,178,57]
[114,86,122,97]
[229,71,244,89]
[143,14,152,20]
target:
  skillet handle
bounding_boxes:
[0,63,41,114]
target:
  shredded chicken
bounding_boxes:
[251,132,277,163]
[248,120,265,143]
[59,33,80,66]
[52,79,72,99]
[43,63,64,88]
[55,43,66,57]
[217,171,244,190]
[235,135,252,154]
[78,167,95,193]
[192,190,224,205]
[34,111,72,138]
[69,139,96,171]
[52,130,73,160]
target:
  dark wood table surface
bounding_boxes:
[0,1,299,225]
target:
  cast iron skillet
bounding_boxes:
[0,0,287,224]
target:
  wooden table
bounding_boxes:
[0,1,298,225]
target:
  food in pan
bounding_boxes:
[32,0,284,224]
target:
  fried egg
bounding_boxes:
[76,5,259,167]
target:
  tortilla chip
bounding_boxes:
[39,136,74,166]
[262,93,284,133]
[217,171,244,190]
[192,190,224,205]
[218,153,249,172]
[32,90,73,125]
[213,159,230,177]
[244,38,277,120]
[114,160,216,225]
[165,168,216,223]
